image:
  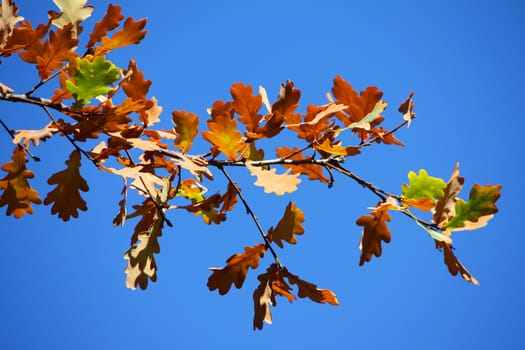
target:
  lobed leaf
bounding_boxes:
[436,240,479,285]
[356,205,392,265]
[0,145,42,218]
[202,114,245,160]
[246,163,301,196]
[446,184,501,231]
[172,110,199,153]
[65,56,121,105]
[86,4,123,48]
[402,169,446,211]
[44,150,89,221]
[276,146,329,183]
[268,202,305,248]
[208,244,267,295]
[94,16,147,55]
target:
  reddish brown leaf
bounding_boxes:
[20,23,78,80]
[331,75,383,125]
[208,243,267,295]
[436,240,479,285]
[356,205,392,265]
[268,202,305,248]
[86,4,124,48]
[8,20,49,59]
[44,150,89,221]
[271,80,301,123]
[276,146,329,183]
[283,268,339,306]
[399,91,415,127]
[0,0,24,54]
[313,138,360,157]
[172,110,199,153]
[253,264,277,330]
[0,145,42,218]
[94,16,147,55]
[219,182,239,213]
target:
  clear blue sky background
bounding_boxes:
[1,0,523,349]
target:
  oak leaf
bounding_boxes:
[86,4,123,48]
[268,202,305,248]
[271,80,301,123]
[172,110,199,153]
[433,163,464,227]
[202,114,245,160]
[51,0,93,29]
[253,264,277,330]
[283,268,339,305]
[0,145,42,218]
[399,91,415,127]
[276,146,329,183]
[356,204,392,265]
[313,138,360,157]
[231,82,263,139]
[65,56,121,105]
[246,162,301,196]
[446,184,501,231]
[208,244,267,295]
[402,169,446,211]
[94,16,147,56]
[12,122,58,148]
[124,199,163,290]
[436,240,479,285]
[44,150,89,221]
[0,0,24,50]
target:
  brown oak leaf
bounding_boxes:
[208,243,267,295]
[44,150,89,221]
[356,204,392,265]
[268,202,305,248]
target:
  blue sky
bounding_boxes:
[1,0,524,349]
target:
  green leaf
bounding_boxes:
[446,184,501,231]
[66,56,121,105]
[402,169,446,201]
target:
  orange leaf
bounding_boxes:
[331,75,383,125]
[86,4,124,48]
[208,243,267,295]
[94,16,147,55]
[356,205,392,265]
[231,82,263,137]
[268,202,305,248]
[283,268,339,305]
[271,80,301,123]
[0,145,42,218]
[0,0,24,54]
[219,182,239,213]
[246,163,301,196]
[436,240,479,285]
[253,264,277,330]
[172,110,199,153]
[25,23,78,80]
[276,146,329,183]
[313,138,360,157]
[44,150,89,221]
[202,114,245,160]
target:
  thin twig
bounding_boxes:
[217,165,282,268]
[0,118,41,161]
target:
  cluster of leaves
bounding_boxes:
[0,0,501,329]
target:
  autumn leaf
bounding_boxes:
[446,184,501,231]
[436,241,479,285]
[253,264,277,330]
[276,146,329,183]
[121,59,151,101]
[246,162,301,196]
[113,181,127,227]
[86,4,123,48]
[268,202,305,248]
[94,16,147,56]
[180,193,226,225]
[219,182,239,213]
[399,91,415,127]
[208,244,267,295]
[313,138,360,157]
[124,199,163,290]
[12,122,58,148]
[172,110,199,153]
[402,169,446,211]
[30,23,78,80]
[231,82,263,138]
[356,204,392,265]
[271,80,301,123]
[0,145,42,218]
[44,150,89,221]
[0,0,24,50]
[51,0,93,29]
[433,163,464,227]
[173,153,213,182]
[331,75,383,125]
[335,100,387,133]
[202,114,245,160]
[283,268,339,305]
[65,56,121,105]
